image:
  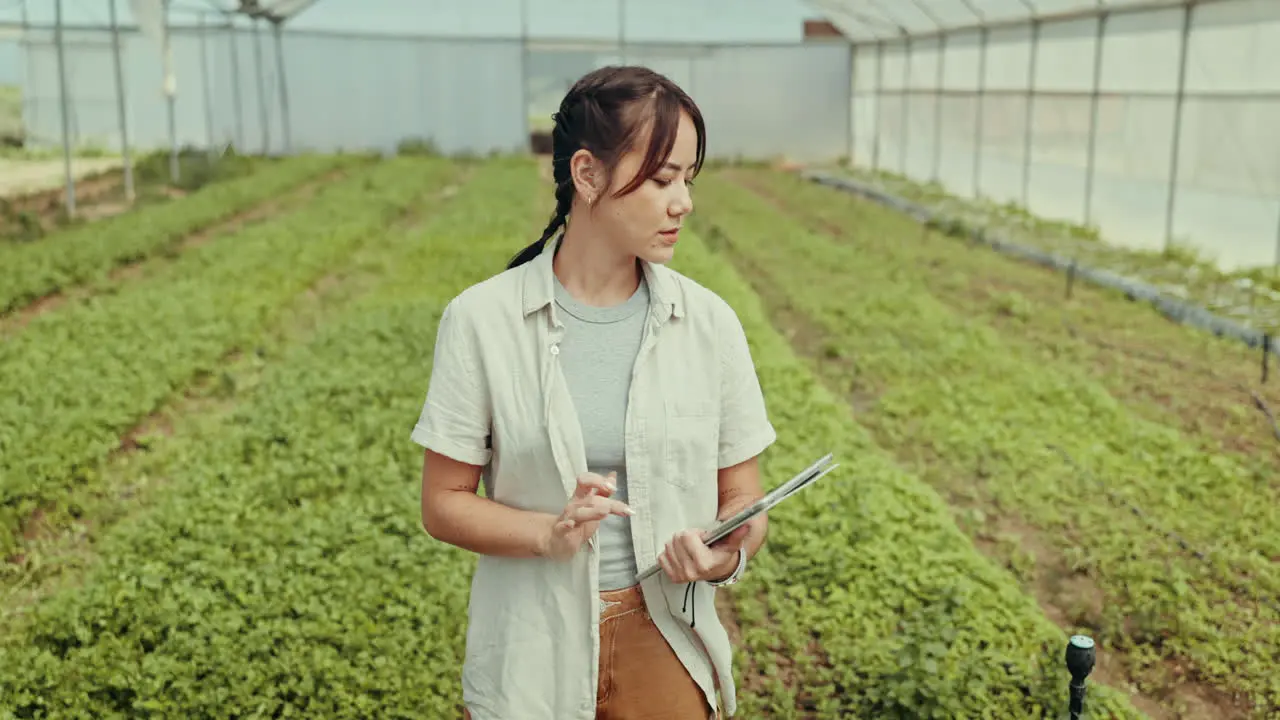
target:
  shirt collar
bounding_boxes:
[521,231,684,322]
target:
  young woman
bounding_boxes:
[413,65,777,720]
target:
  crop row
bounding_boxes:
[0,156,457,559]
[0,156,1141,718]
[734,168,1280,482]
[662,191,1145,719]
[690,171,1278,715]
[0,153,361,315]
[0,158,544,718]
[842,168,1280,332]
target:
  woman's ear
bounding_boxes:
[569,149,604,207]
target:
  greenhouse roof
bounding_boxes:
[801,0,1194,40]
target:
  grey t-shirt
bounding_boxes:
[553,272,649,591]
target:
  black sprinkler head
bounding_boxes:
[1066,635,1096,683]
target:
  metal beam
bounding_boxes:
[815,0,1217,46]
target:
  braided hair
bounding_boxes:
[506,65,706,270]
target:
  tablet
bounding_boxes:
[634,453,839,583]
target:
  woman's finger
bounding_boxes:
[567,504,611,525]
[678,531,715,577]
[573,472,616,499]
[658,545,683,583]
[578,494,633,518]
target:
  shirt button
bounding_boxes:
[550,344,560,355]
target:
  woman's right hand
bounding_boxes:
[541,471,634,561]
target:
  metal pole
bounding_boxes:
[618,0,625,65]
[520,0,530,148]
[252,17,270,155]
[272,20,292,154]
[973,26,988,197]
[1022,19,1041,206]
[1164,3,1193,252]
[107,0,135,202]
[1274,204,1280,272]
[162,0,179,183]
[1083,13,1108,226]
[847,44,856,166]
[873,40,884,171]
[228,20,245,150]
[199,12,215,157]
[932,33,946,182]
[901,37,911,174]
[54,0,75,217]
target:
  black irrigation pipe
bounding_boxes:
[802,171,1280,383]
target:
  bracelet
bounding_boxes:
[707,548,747,587]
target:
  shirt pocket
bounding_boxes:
[662,398,720,492]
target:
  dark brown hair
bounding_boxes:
[506,65,707,269]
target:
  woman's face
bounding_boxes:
[589,110,699,266]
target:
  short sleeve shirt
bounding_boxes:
[411,234,777,719]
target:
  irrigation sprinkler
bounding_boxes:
[1066,634,1096,720]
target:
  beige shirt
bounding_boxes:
[411,233,777,719]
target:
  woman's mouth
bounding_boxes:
[659,228,680,243]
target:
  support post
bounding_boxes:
[272,20,292,154]
[873,40,884,171]
[847,43,856,166]
[108,0,135,202]
[520,0,530,149]
[1083,13,1108,226]
[932,33,946,182]
[199,12,216,157]
[901,37,912,174]
[162,0,179,183]
[54,0,75,217]
[973,26,988,197]
[1022,19,1041,206]
[229,20,245,149]
[252,17,270,155]
[617,0,626,64]
[1164,3,1194,252]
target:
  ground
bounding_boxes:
[0,154,1274,719]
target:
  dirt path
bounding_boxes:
[0,157,124,199]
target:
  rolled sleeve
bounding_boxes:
[410,298,493,467]
[716,303,777,469]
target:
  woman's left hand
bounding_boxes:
[657,524,750,584]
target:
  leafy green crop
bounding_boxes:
[0,155,1157,718]
[690,171,1278,717]
[0,157,455,558]
[838,166,1280,333]
[0,158,543,718]
[667,210,1146,719]
[0,153,360,315]
[730,167,1280,482]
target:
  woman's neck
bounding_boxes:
[553,218,641,308]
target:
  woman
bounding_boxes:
[413,65,777,720]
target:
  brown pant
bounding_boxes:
[463,584,718,719]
